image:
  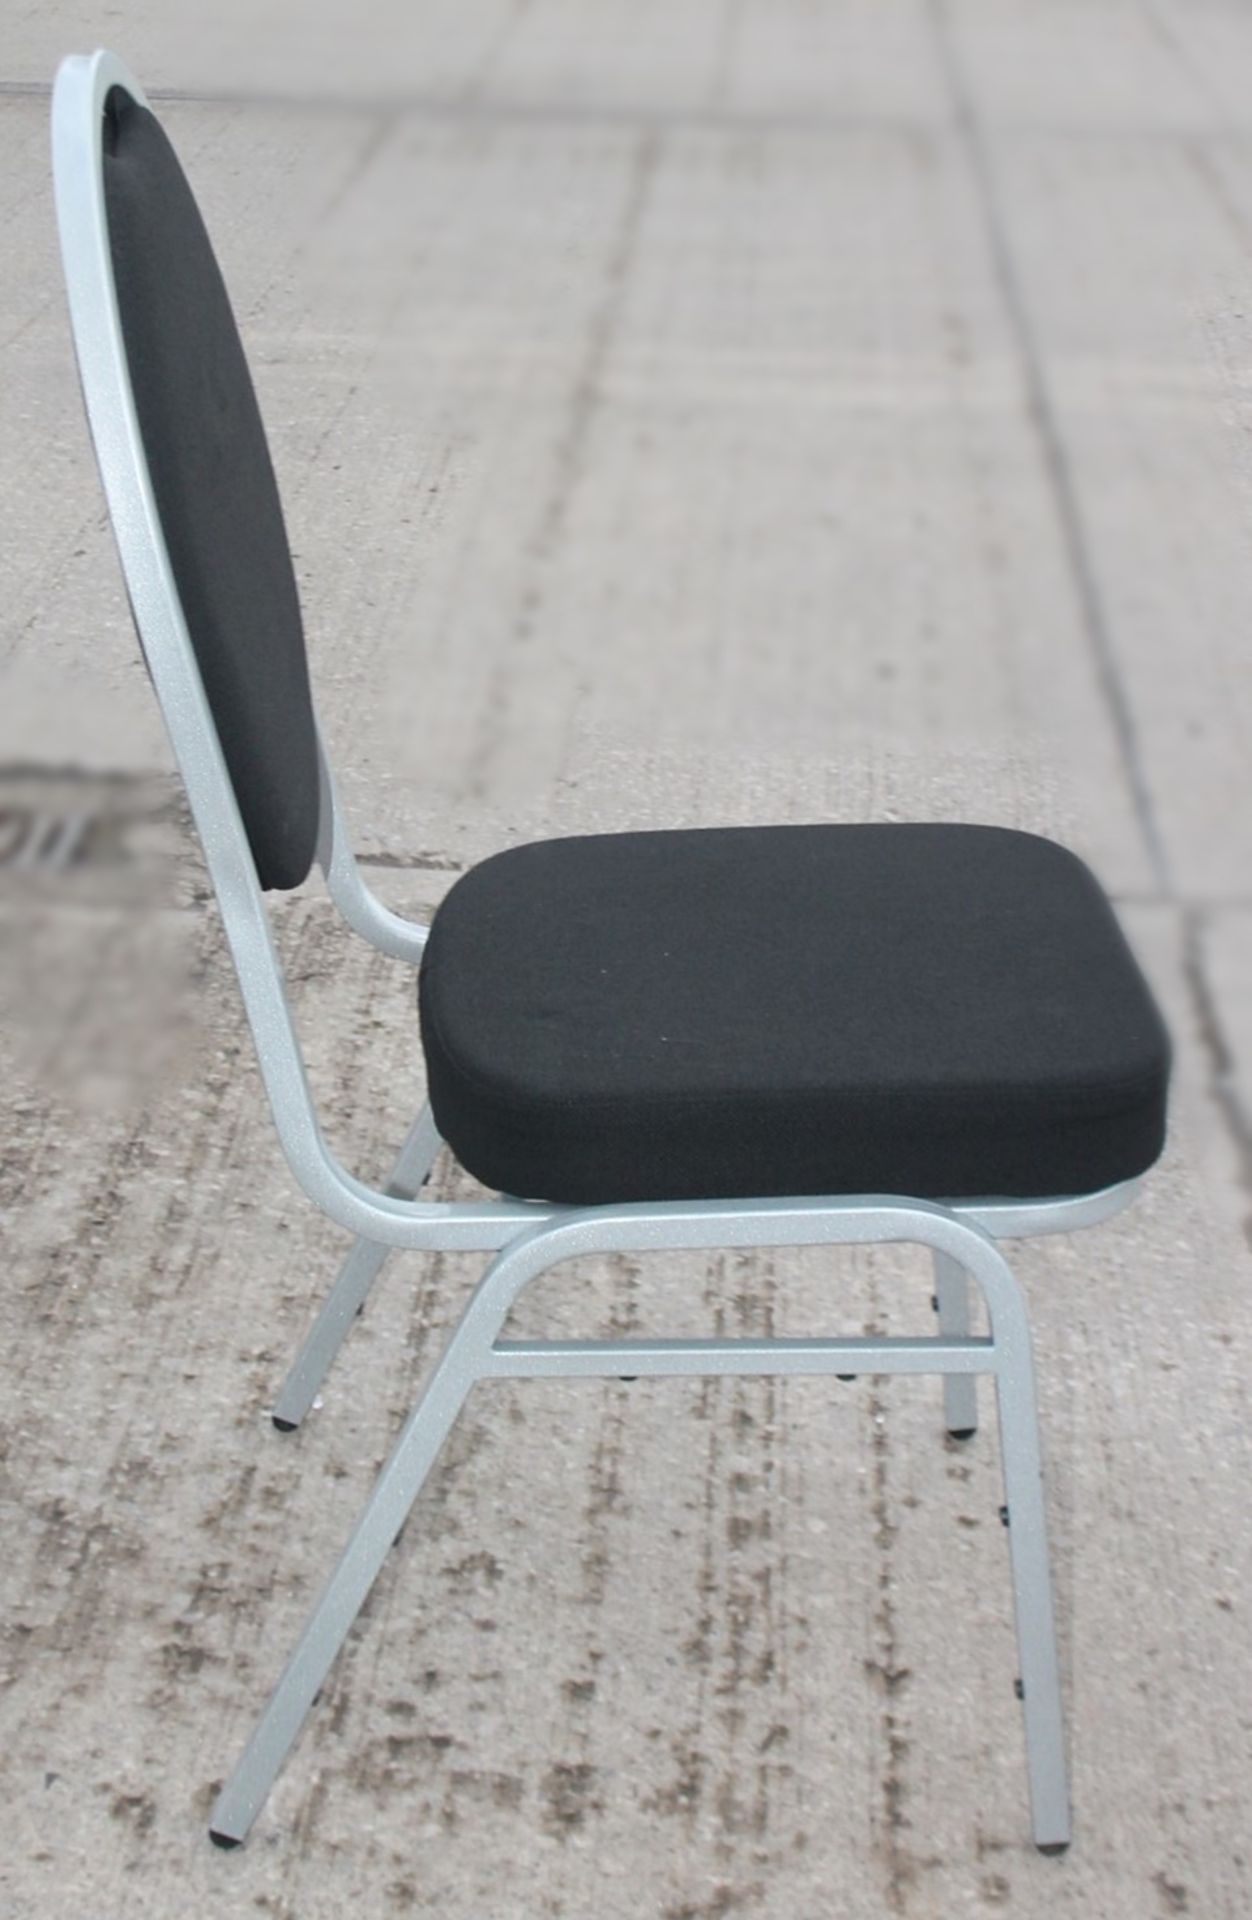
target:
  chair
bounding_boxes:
[51,49,1171,1854]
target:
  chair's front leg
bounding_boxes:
[986,1269,1070,1852]
[933,1249,979,1439]
[271,1103,443,1431]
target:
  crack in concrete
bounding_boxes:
[865,1370,913,1914]
[1137,0,1229,122]
[12,75,1252,142]
[461,122,662,799]
[1181,906,1252,1247]
[925,0,1173,896]
[355,850,462,872]
[1179,136,1252,257]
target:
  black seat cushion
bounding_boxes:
[419,823,1170,1206]
[102,87,319,891]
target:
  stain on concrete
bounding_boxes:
[540,1761,602,1836]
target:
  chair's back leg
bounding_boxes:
[933,1250,979,1439]
[210,1256,488,1848]
[271,1103,443,1430]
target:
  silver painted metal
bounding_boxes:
[271,1100,444,1430]
[206,1199,1071,1850]
[52,45,1148,1858]
[486,1335,993,1378]
[316,736,429,964]
[934,1249,979,1436]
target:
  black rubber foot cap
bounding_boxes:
[948,1428,976,1441]
[272,1415,298,1433]
[1037,1841,1070,1857]
[618,1376,638,1383]
[209,1830,242,1851]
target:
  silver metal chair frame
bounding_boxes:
[53,48,1146,1855]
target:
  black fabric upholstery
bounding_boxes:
[419,823,1170,1205]
[102,87,319,890]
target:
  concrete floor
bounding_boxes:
[2,2,1251,1914]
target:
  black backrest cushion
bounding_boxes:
[102,86,319,891]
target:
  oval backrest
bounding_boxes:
[100,83,319,891]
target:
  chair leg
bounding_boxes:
[214,1219,563,1846]
[271,1104,443,1431]
[990,1283,1070,1852]
[215,1203,1070,1850]
[933,1249,979,1439]
[210,1295,482,1847]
